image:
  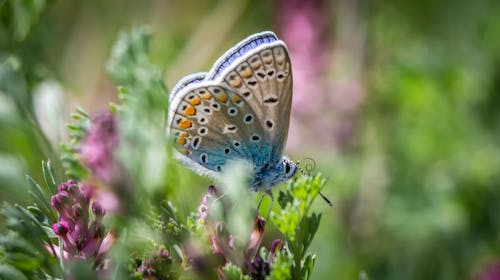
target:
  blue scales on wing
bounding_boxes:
[168,84,273,177]
[214,33,293,166]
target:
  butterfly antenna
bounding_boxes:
[301,157,317,173]
[319,192,333,207]
[297,157,333,207]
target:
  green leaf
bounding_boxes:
[0,235,39,258]
[221,263,250,280]
[271,204,300,241]
[26,175,56,222]
[302,213,322,253]
[60,107,91,180]
[0,0,48,42]
[41,225,58,239]
[5,252,42,270]
[270,174,327,279]
[105,26,170,199]
[268,251,293,280]
[300,254,316,280]
[277,189,293,209]
[75,106,89,118]
[42,161,58,195]
[26,206,45,223]
[0,264,28,280]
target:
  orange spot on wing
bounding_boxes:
[241,70,252,78]
[251,63,262,70]
[201,93,212,99]
[176,132,189,145]
[179,119,192,129]
[179,148,189,155]
[217,92,228,103]
[189,97,201,105]
[230,79,242,88]
[177,138,185,145]
[184,105,196,115]
[231,95,242,104]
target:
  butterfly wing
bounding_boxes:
[168,82,272,178]
[169,72,208,103]
[206,32,293,164]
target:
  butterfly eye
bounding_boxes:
[283,160,295,176]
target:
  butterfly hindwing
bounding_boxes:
[168,83,272,176]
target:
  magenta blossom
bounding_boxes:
[476,260,500,280]
[80,111,121,186]
[192,186,285,278]
[49,180,115,266]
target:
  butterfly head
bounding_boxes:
[250,156,297,191]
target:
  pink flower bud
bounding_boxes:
[92,201,105,218]
[72,204,84,218]
[269,239,284,254]
[51,195,62,209]
[80,184,92,203]
[245,216,266,260]
[58,179,77,192]
[52,220,69,236]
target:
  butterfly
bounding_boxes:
[167,31,297,193]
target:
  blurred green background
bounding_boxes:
[1,0,500,279]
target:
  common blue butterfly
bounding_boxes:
[167,31,297,193]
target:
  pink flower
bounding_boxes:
[476,260,500,280]
[80,112,121,185]
[190,186,285,278]
[49,180,115,266]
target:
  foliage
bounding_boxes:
[0,24,328,280]
[0,162,61,279]
[2,0,500,279]
[272,175,325,280]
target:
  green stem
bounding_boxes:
[59,237,66,279]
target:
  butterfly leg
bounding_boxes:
[256,190,274,221]
[256,192,267,213]
[265,190,274,221]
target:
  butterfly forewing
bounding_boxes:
[221,43,292,160]
[168,84,272,175]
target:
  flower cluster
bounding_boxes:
[248,239,284,280]
[135,248,175,280]
[194,185,284,279]
[50,179,114,266]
